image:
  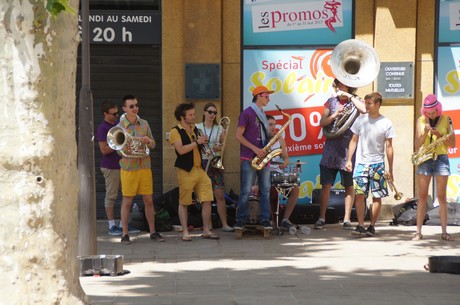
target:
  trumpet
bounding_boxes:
[196,128,213,157]
[383,171,403,200]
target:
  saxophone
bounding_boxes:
[251,105,292,170]
[411,118,453,165]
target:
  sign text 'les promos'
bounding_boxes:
[265,106,325,156]
[78,11,161,44]
[252,0,343,33]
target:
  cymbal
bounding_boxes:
[293,161,307,165]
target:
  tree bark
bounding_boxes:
[0,1,87,304]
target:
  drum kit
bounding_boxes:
[270,160,309,235]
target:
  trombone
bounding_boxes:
[205,116,230,172]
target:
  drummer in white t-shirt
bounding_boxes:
[266,115,300,229]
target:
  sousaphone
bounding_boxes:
[323,39,380,139]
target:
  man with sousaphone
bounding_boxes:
[314,39,379,231]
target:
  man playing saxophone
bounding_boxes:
[412,94,456,241]
[234,85,274,230]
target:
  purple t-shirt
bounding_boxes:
[96,120,122,169]
[237,106,263,160]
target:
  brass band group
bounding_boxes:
[96,81,456,245]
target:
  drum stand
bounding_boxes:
[273,185,295,236]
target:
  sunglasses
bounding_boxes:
[206,110,217,115]
[128,104,139,109]
[109,111,119,116]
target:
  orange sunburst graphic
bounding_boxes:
[310,49,334,79]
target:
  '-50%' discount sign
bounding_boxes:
[265,106,325,156]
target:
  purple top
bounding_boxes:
[96,120,122,169]
[237,106,263,160]
[319,97,353,170]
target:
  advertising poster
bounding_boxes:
[436,46,460,200]
[243,0,353,46]
[438,0,460,43]
[243,49,346,204]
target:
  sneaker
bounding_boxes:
[365,225,376,237]
[221,226,235,232]
[108,225,122,236]
[121,235,132,245]
[233,220,246,230]
[280,219,295,229]
[260,219,273,230]
[150,232,165,242]
[350,225,366,236]
[342,221,353,230]
[314,219,325,230]
[122,225,140,234]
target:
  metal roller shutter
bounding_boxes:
[77,44,162,219]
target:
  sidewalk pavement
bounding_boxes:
[80,220,460,305]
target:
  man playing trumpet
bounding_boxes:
[346,92,396,237]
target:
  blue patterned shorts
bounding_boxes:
[353,162,388,198]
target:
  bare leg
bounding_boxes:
[354,194,365,226]
[370,198,382,226]
[142,194,156,234]
[435,176,449,234]
[319,184,332,219]
[121,196,134,236]
[178,204,190,238]
[283,186,299,220]
[201,201,213,236]
[416,175,431,235]
[214,188,229,228]
[343,185,355,222]
[105,206,115,221]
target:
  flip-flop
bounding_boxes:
[182,236,192,241]
[201,233,220,240]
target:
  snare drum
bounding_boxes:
[271,172,299,188]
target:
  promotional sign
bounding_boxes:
[436,46,460,199]
[243,49,338,203]
[243,0,353,46]
[438,0,460,43]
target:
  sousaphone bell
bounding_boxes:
[324,39,381,139]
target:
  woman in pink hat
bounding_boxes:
[413,94,456,241]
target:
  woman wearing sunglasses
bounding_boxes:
[195,103,233,232]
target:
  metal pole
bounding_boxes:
[77,0,97,256]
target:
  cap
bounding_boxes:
[423,94,439,108]
[252,85,274,96]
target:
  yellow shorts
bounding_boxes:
[120,168,153,197]
[177,167,213,205]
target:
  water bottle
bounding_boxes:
[300,226,311,235]
[288,225,297,235]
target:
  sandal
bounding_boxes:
[181,236,192,242]
[441,233,455,241]
[412,233,423,241]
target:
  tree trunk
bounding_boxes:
[0,1,87,304]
